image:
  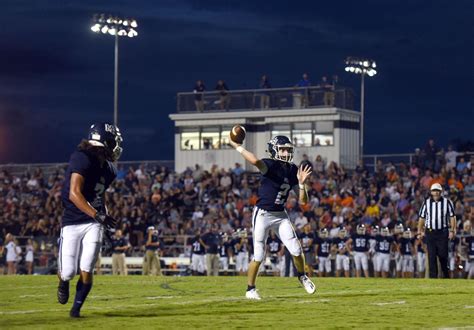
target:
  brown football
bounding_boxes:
[230,125,246,144]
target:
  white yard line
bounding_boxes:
[19,294,48,298]
[371,301,406,306]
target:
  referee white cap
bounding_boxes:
[430,183,443,191]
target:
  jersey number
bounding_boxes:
[274,183,291,205]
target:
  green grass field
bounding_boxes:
[0,276,473,329]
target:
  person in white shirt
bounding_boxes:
[25,239,34,275]
[294,212,308,230]
[5,234,18,275]
[444,145,459,170]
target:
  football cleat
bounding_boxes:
[299,275,316,294]
[69,308,81,318]
[57,280,70,305]
[245,288,262,300]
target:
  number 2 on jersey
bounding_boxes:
[274,183,291,205]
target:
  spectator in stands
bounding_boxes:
[457,157,468,172]
[259,75,271,109]
[194,80,206,112]
[313,155,325,173]
[445,145,459,171]
[319,76,335,106]
[295,73,311,108]
[201,225,220,276]
[424,139,440,169]
[215,80,229,110]
[143,227,162,276]
[299,154,313,172]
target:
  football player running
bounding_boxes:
[230,135,315,300]
[57,123,122,318]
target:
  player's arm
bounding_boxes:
[296,165,311,205]
[229,140,268,174]
[345,238,353,252]
[69,173,98,218]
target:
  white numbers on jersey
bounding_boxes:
[356,238,366,248]
[94,177,106,199]
[274,183,291,205]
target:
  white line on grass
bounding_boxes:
[371,301,406,306]
[19,294,48,298]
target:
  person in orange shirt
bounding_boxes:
[341,192,354,209]
[447,173,464,190]
[430,173,445,187]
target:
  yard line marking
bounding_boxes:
[464,305,474,309]
[146,296,176,300]
[19,294,48,298]
[371,301,406,306]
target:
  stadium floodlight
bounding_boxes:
[344,56,377,159]
[91,14,139,126]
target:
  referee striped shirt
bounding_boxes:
[418,197,455,230]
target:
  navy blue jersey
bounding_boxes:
[231,238,248,254]
[267,236,282,254]
[112,237,128,253]
[299,232,315,253]
[315,236,332,257]
[466,236,474,257]
[399,237,414,255]
[61,150,116,227]
[351,234,370,252]
[448,237,459,254]
[375,236,393,254]
[201,232,220,254]
[146,234,162,251]
[416,237,426,253]
[219,242,231,257]
[256,158,298,211]
[333,237,348,255]
[189,237,205,255]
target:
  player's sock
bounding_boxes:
[297,272,305,279]
[71,280,92,311]
[247,285,256,292]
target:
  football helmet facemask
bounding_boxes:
[267,135,294,163]
[88,123,123,162]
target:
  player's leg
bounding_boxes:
[335,255,342,277]
[343,256,350,277]
[247,209,269,290]
[318,257,325,277]
[57,226,82,304]
[448,253,455,278]
[206,254,212,276]
[361,253,369,278]
[354,252,362,277]
[468,260,474,279]
[374,253,381,277]
[71,223,102,317]
[381,254,390,278]
[278,218,315,293]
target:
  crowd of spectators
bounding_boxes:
[0,140,473,275]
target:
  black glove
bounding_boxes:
[94,211,117,231]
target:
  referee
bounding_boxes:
[417,183,456,278]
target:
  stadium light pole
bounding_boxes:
[344,57,377,160]
[91,14,138,127]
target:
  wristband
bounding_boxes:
[236,146,244,154]
[299,184,305,190]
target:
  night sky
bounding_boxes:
[0,0,473,163]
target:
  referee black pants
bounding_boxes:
[426,229,449,278]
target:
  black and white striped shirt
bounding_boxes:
[418,197,455,230]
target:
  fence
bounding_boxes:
[0,160,175,177]
[177,86,355,113]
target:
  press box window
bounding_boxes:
[314,121,334,146]
[220,126,232,149]
[201,127,220,150]
[292,122,312,147]
[181,129,200,150]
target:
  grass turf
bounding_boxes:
[0,276,473,329]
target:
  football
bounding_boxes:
[230,125,246,144]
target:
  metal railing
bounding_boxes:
[0,160,175,177]
[362,152,474,172]
[177,86,355,113]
